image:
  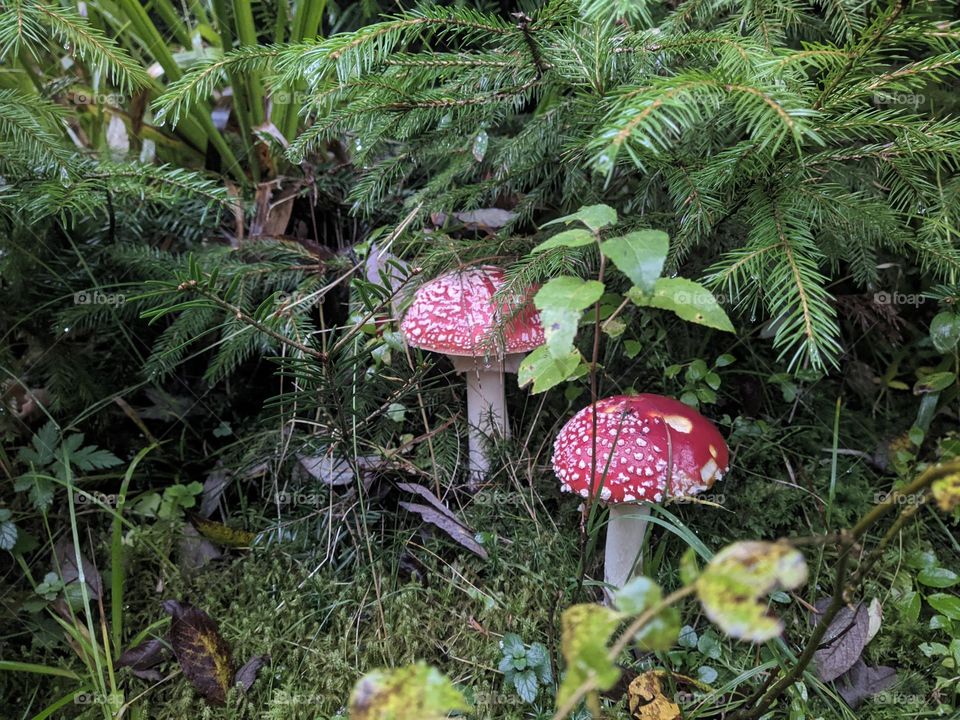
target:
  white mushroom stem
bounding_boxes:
[603,503,651,605]
[452,355,517,490]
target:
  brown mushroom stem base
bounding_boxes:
[603,503,651,605]
[452,356,516,490]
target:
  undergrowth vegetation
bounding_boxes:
[2,0,960,719]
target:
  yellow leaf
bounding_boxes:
[628,671,681,720]
[932,472,960,513]
[189,514,257,547]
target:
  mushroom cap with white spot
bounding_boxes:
[552,394,729,504]
[400,265,545,357]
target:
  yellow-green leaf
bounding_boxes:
[696,541,807,642]
[190,514,257,547]
[557,604,621,708]
[932,471,960,513]
[349,663,469,720]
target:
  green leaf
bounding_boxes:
[14,474,54,511]
[918,567,959,588]
[513,669,538,703]
[633,606,681,651]
[696,541,808,642]
[686,359,708,381]
[927,593,960,620]
[61,434,85,455]
[0,519,17,551]
[930,312,960,353]
[600,230,669,293]
[914,371,956,394]
[30,422,59,465]
[530,229,595,254]
[697,631,722,660]
[557,604,621,708]
[535,277,606,312]
[68,445,123,471]
[904,550,939,570]
[472,129,488,162]
[500,633,525,657]
[898,591,921,624]
[698,665,718,684]
[386,403,406,423]
[679,547,700,586]
[349,663,469,720]
[518,346,584,394]
[534,277,605,357]
[613,576,662,615]
[527,643,551,683]
[628,278,735,333]
[542,204,617,232]
[678,625,698,649]
[525,642,547,667]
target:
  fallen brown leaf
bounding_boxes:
[163,600,233,705]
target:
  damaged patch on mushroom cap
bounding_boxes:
[400,265,545,357]
[552,394,729,504]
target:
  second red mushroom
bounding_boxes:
[552,394,729,603]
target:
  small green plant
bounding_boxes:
[904,548,960,711]
[132,481,204,520]
[1,445,158,720]
[14,422,122,511]
[497,632,553,704]
[518,203,734,394]
[665,354,734,409]
[674,624,724,685]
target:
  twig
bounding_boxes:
[732,460,960,719]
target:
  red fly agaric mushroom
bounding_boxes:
[552,394,728,602]
[401,265,544,487]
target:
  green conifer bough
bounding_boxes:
[156,0,960,369]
